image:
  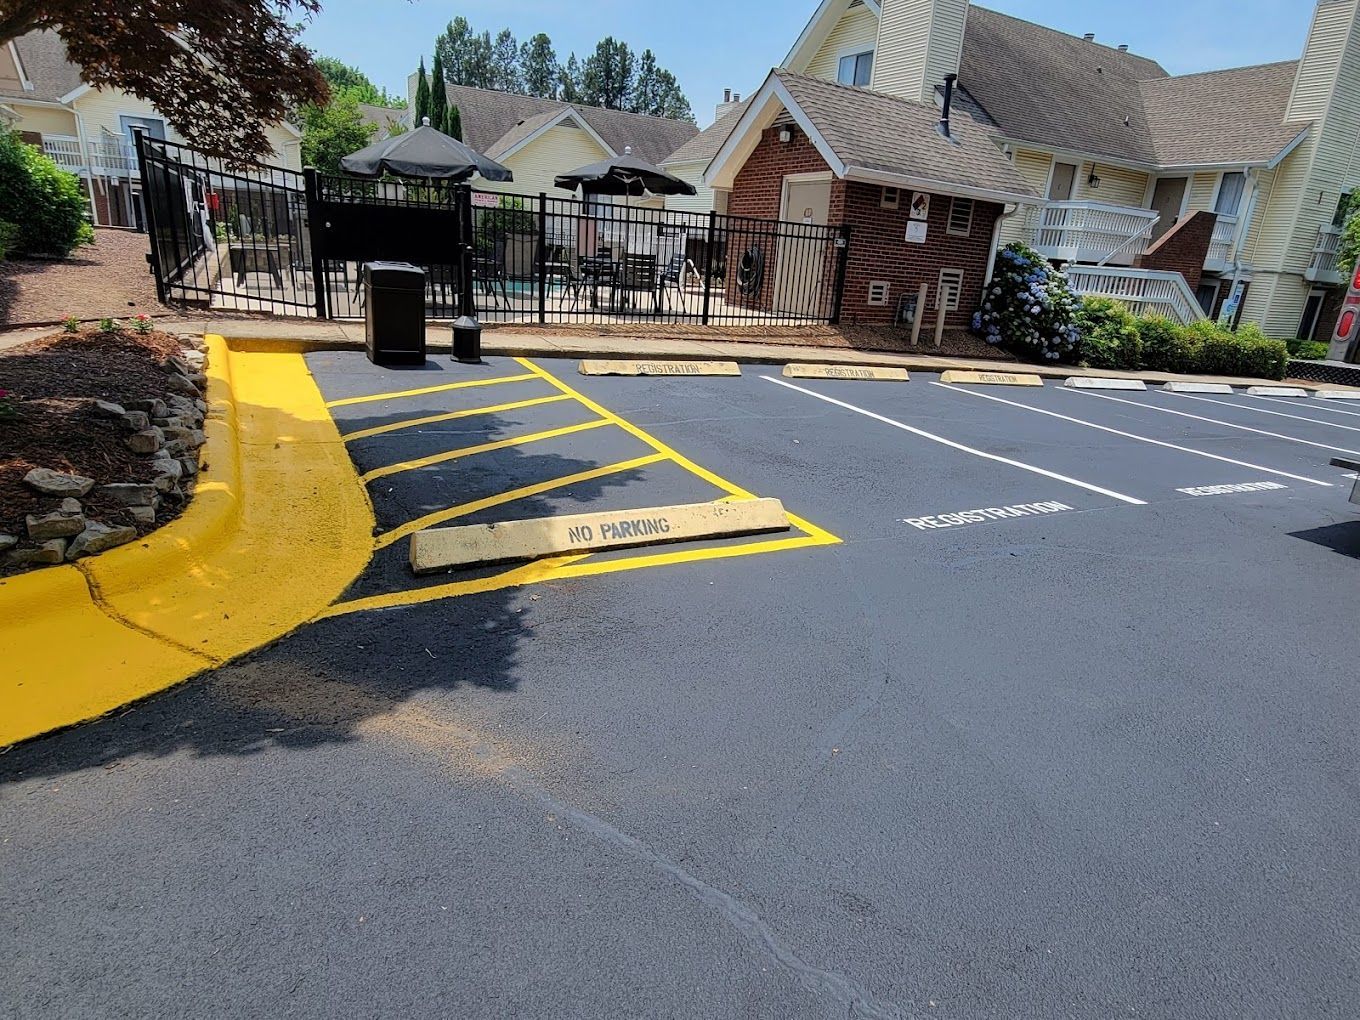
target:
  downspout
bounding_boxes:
[1223,168,1265,325]
[985,203,1020,285]
[71,106,98,226]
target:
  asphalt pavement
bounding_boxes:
[5,354,1360,1019]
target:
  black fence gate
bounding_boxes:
[140,138,851,327]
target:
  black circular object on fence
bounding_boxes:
[736,246,765,297]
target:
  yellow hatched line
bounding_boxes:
[514,357,756,499]
[360,419,611,484]
[342,394,571,442]
[373,452,668,550]
[326,372,538,408]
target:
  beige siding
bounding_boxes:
[1241,270,1311,338]
[998,148,1052,247]
[873,0,967,102]
[481,123,611,199]
[1240,166,1275,260]
[11,104,77,136]
[662,160,719,214]
[72,87,300,168]
[1287,0,1356,120]
[1073,162,1149,206]
[805,2,880,82]
[1185,172,1220,214]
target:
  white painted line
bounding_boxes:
[763,375,1147,505]
[902,501,1075,531]
[1063,377,1148,391]
[1315,390,1360,400]
[1254,393,1360,418]
[936,383,1334,487]
[1065,388,1360,458]
[1246,385,1309,398]
[1176,481,1289,497]
[1165,391,1360,434]
[1162,381,1235,394]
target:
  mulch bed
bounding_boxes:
[0,326,203,575]
[0,228,163,328]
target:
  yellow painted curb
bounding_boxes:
[783,363,909,381]
[410,498,790,574]
[579,359,741,377]
[939,370,1044,387]
[0,336,374,747]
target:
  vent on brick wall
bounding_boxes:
[937,269,964,311]
[867,281,890,306]
[947,197,973,236]
[881,187,901,210]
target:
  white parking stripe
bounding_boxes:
[1255,394,1360,419]
[1062,388,1360,457]
[1165,391,1360,433]
[934,383,1335,487]
[762,376,1148,505]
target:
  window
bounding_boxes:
[947,197,974,236]
[881,187,900,210]
[937,269,964,311]
[1299,289,1326,341]
[1195,281,1220,317]
[837,51,873,87]
[867,281,890,306]
[1214,172,1246,217]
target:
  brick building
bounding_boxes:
[707,71,1036,327]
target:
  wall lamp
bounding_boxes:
[1087,165,1102,189]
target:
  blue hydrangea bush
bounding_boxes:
[971,243,1080,361]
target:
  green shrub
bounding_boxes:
[1287,338,1330,361]
[1182,320,1287,380]
[972,243,1081,361]
[0,220,17,260]
[0,129,93,257]
[1137,315,1197,373]
[1074,295,1142,370]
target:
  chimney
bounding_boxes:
[1118,44,1129,51]
[938,73,958,139]
[1083,32,1095,41]
[874,0,969,103]
[715,87,744,121]
[724,88,731,103]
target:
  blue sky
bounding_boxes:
[301,0,1316,126]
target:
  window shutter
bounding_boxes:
[947,198,974,236]
[937,269,964,311]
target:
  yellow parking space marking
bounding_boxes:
[360,418,611,484]
[325,372,539,408]
[342,394,572,442]
[410,498,790,574]
[374,452,668,549]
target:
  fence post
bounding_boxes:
[303,169,328,319]
[700,210,717,326]
[134,132,167,305]
[830,224,851,325]
[458,185,477,320]
[537,192,548,325]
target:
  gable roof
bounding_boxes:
[357,103,407,139]
[662,102,748,165]
[0,30,81,102]
[421,81,699,165]
[709,69,1039,204]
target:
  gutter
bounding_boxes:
[841,165,1040,207]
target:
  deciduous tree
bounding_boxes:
[300,89,374,172]
[0,0,327,159]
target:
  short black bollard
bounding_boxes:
[452,315,482,363]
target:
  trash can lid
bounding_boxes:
[452,315,481,329]
[364,261,426,282]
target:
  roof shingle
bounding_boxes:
[0,31,82,103]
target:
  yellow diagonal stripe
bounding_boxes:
[360,418,612,484]
[342,394,571,442]
[374,452,668,549]
[326,372,538,408]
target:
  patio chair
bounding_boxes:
[614,252,660,314]
[660,254,688,311]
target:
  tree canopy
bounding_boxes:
[300,89,373,173]
[315,56,406,109]
[431,18,693,122]
[0,0,328,158]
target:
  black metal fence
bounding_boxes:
[140,139,850,326]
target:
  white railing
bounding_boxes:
[41,135,84,171]
[1205,214,1238,272]
[1307,224,1343,283]
[1064,265,1207,325]
[1028,201,1160,266]
[89,138,138,174]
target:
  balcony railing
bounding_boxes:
[1064,265,1207,325]
[41,134,84,171]
[90,138,138,174]
[1028,201,1160,267]
[1306,224,1344,284]
[1204,213,1238,273]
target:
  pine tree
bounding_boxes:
[414,58,431,125]
[559,54,583,104]
[436,17,473,86]
[581,38,634,110]
[631,49,660,115]
[430,50,449,132]
[520,33,559,99]
[447,105,463,141]
[491,29,522,93]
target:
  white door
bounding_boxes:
[774,178,832,317]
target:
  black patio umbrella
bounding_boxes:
[553,146,696,197]
[339,119,513,182]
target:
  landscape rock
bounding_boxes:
[193,399,208,414]
[59,498,82,514]
[98,482,159,507]
[178,456,199,477]
[128,505,157,524]
[24,468,95,497]
[152,459,183,491]
[91,399,127,419]
[121,410,151,431]
[164,439,189,458]
[152,416,184,429]
[126,428,164,454]
[165,373,201,397]
[26,509,86,540]
[0,534,17,552]
[7,539,67,567]
[67,522,137,558]
[162,426,207,449]
[128,398,168,418]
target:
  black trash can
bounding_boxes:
[364,261,426,366]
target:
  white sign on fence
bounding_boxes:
[471,192,501,208]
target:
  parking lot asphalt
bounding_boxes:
[5,353,1360,1019]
